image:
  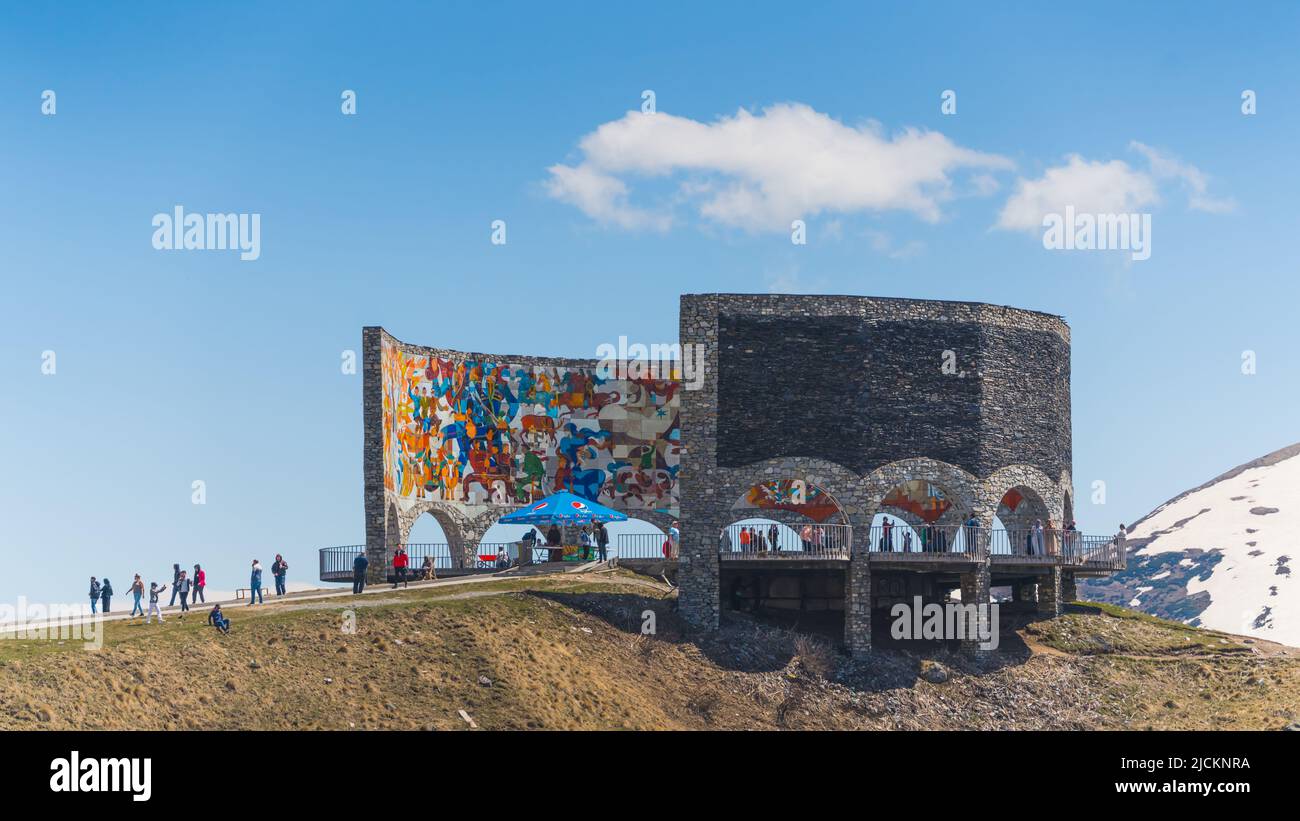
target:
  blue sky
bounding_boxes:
[2,1,1298,606]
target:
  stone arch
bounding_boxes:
[712,459,861,553]
[391,499,510,569]
[862,458,982,517]
[983,464,1062,524]
[714,457,864,523]
[862,458,983,554]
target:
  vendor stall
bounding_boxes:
[498,491,627,564]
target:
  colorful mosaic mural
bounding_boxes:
[881,479,951,523]
[381,340,680,512]
[737,479,843,523]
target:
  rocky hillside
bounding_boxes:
[1081,442,1299,647]
[0,571,1296,730]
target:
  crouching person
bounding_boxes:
[207,604,231,634]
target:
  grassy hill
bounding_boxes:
[1,570,1297,730]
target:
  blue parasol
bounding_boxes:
[497,491,628,526]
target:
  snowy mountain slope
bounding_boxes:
[1080,443,1298,646]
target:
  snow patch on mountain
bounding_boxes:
[1081,442,1300,647]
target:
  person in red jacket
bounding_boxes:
[193,564,206,604]
[391,546,410,589]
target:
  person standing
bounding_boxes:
[352,551,369,595]
[669,521,680,559]
[146,582,167,624]
[89,577,101,615]
[768,523,780,554]
[881,518,894,552]
[193,564,206,604]
[739,527,751,552]
[1031,519,1045,556]
[596,522,609,563]
[391,546,409,589]
[129,575,145,621]
[168,563,181,606]
[100,578,113,614]
[248,559,264,605]
[271,554,288,597]
[175,571,191,618]
[800,524,813,552]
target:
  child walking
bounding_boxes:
[146,582,167,624]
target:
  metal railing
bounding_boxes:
[616,533,672,560]
[990,528,1126,569]
[718,523,852,559]
[320,545,365,580]
[866,524,981,557]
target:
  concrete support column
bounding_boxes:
[1061,570,1077,603]
[845,554,872,658]
[1037,567,1062,616]
[959,563,992,652]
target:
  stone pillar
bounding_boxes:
[677,517,722,629]
[845,554,872,658]
[959,564,992,652]
[362,327,389,584]
[1037,567,1062,616]
[1060,571,1077,603]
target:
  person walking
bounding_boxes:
[596,522,609,563]
[168,564,181,606]
[391,546,410,589]
[99,578,113,613]
[89,577,101,615]
[248,559,264,605]
[193,564,206,604]
[129,574,145,621]
[146,582,167,624]
[176,570,191,619]
[271,554,289,597]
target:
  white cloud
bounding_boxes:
[996,144,1234,231]
[546,103,1012,232]
[1129,141,1237,214]
[996,155,1159,231]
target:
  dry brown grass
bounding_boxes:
[1,577,1297,730]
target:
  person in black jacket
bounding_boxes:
[596,522,610,563]
[352,552,368,595]
[100,578,114,614]
[89,577,101,614]
[168,563,182,606]
[271,554,289,596]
